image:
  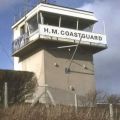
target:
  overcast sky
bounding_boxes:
[0,0,120,94]
[80,0,120,94]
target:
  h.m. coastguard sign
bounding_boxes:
[39,24,107,45]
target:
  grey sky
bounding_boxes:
[81,0,120,94]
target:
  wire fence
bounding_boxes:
[0,83,120,119]
[24,86,120,120]
[0,69,120,119]
[0,103,120,120]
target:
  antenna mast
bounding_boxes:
[40,0,48,3]
[66,36,82,73]
[40,0,56,4]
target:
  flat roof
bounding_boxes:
[46,3,94,14]
[12,3,97,29]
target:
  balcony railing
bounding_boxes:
[12,33,29,53]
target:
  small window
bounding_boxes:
[42,12,59,26]
[20,25,25,35]
[61,16,77,29]
[27,14,38,34]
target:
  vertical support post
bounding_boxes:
[4,82,8,108]
[109,104,114,120]
[40,12,43,24]
[75,94,78,112]
[115,107,117,120]
[102,20,106,35]
[37,11,39,33]
[59,16,61,27]
[76,19,79,30]
[37,11,39,24]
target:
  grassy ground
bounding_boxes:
[0,104,110,120]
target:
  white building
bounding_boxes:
[12,3,107,106]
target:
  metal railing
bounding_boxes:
[12,33,29,53]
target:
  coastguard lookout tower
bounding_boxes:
[12,1,107,105]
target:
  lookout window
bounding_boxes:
[78,19,94,32]
[42,12,59,26]
[61,16,77,29]
[27,14,38,34]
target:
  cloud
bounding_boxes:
[79,0,120,94]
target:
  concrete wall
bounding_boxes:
[14,57,22,71]
[44,48,95,96]
[17,47,95,105]
[20,50,45,86]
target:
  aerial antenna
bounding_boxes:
[24,0,30,15]
[40,0,56,4]
[40,0,48,3]
[66,36,82,73]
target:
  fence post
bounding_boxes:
[4,82,8,108]
[75,94,78,112]
[109,104,114,120]
[115,107,117,120]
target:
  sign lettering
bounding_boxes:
[40,25,107,45]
